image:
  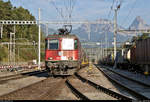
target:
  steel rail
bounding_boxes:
[0,70,44,79]
[103,66,150,87]
[65,79,90,100]
[95,65,150,100]
[74,72,132,100]
[0,70,46,84]
[0,77,49,98]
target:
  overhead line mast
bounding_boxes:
[38,8,41,70]
[113,2,121,68]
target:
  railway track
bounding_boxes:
[0,70,47,84]
[0,66,86,100]
[0,65,137,100]
[96,65,150,100]
[0,78,50,99]
[65,79,89,100]
[66,72,132,100]
[102,65,150,87]
[0,76,78,100]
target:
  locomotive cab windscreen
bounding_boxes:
[46,38,78,50]
[46,39,59,50]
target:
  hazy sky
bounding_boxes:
[3,0,150,29]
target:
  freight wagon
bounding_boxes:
[130,38,150,73]
[101,38,150,74]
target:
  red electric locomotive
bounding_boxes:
[45,26,82,75]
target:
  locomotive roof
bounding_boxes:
[46,34,78,39]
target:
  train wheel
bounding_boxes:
[47,67,55,77]
[48,71,53,77]
[47,68,53,77]
[63,66,68,74]
[46,66,51,77]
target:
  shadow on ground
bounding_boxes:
[21,69,71,78]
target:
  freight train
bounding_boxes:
[45,26,88,75]
[100,38,150,74]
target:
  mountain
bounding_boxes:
[72,18,133,47]
[42,16,150,48]
[129,16,150,30]
[41,24,56,37]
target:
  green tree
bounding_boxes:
[0,0,45,62]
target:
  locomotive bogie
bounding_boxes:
[45,61,80,75]
[46,61,79,68]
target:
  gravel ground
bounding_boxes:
[0,68,38,77]
[0,76,78,100]
[0,64,138,100]
[100,67,150,99]
[0,72,48,97]
[78,65,134,99]
[69,76,117,100]
[104,66,150,86]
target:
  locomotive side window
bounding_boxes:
[45,40,48,49]
[49,39,59,50]
[74,40,78,49]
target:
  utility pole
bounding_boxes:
[88,23,91,41]
[103,45,105,59]
[38,8,41,70]
[10,32,15,65]
[114,9,117,61]
[8,43,9,63]
[113,4,120,68]
[86,22,91,41]
[9,33,12,65]
[46,23,48,36]
[105,30,108,58]
[101,41,103,60]
[13,25,16,65]
[0,25,3,38]
[18,47,19,65]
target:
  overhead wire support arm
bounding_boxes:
[117,29,150,34]
[40,21,110,25]
[0,20,111,25]
[0,20,37,25]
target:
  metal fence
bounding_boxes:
[0,62,44,66]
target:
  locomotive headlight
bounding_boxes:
[58,51,62,56]
[48,57,53,60]
[68,57,73,60]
